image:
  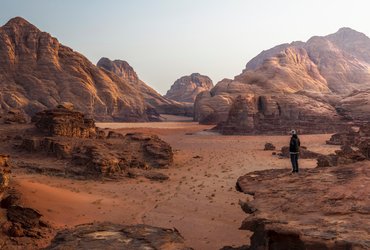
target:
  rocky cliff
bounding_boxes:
[165,73,213,103]
[195,28,370,133]
[0,17,151,122]
[97,57,193,118]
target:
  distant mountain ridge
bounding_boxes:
[165,73,213,103]
[97,57,193,118]
[0,17,192,121]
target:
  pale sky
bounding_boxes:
[1,0,370,94]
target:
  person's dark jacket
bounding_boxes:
[289,134,300,153]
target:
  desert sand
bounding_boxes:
[10,120,339,249]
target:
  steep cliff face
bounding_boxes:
[194,28,370,133]
[216,94,342,135]
[97,57,193,118]
[165,73,213,103]
[0,17,148,121]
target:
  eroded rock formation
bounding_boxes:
[195,28,370,134]
[165,73,213,103]
[0,17,149,122]
[319,123,370,167]
[18,106,173,179]
[236,165,370,249]
[32,107,99,138]
[97,57,194,118]
[214,95,342,135]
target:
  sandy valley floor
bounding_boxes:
[10,120,340,249]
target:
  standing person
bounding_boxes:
[289,129,300,173]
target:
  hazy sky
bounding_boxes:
[1,0,370,94]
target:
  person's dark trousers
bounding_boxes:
[290,153,299,172]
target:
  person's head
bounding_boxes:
[290,129,297,137]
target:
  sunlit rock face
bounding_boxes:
[98,57,194,118]
[0,17,148,122]
[195,28,370,133]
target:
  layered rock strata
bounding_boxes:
[236,165,370,249]
[195,28,370,134]
[214,95,343,135]
[0,17,149,121]
[97,57,194,118]
[19,106,173,179]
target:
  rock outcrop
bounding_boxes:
[280,146,323,159]
[97,57,193,118]
[32,107,99,138]
[18,106,173,179]
[0,109,28,124]
[0,155,53,248]
[317,145,366,167]
[319,123,370,167]
[194,28,370,134]
[165,73,213,103]
[97,57,139,83]
[0,17,150,122]
[46,223,191,250]
[0,154,10,193]
[236,164,370,249]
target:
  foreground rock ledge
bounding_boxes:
[46,222,192,250]
[236,165,370,250]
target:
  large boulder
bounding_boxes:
[46,223,191,250]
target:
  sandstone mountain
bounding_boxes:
[0,17,163,122]
[97,57,193,118]
[195,28,370,133]
[165,73,213,103]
